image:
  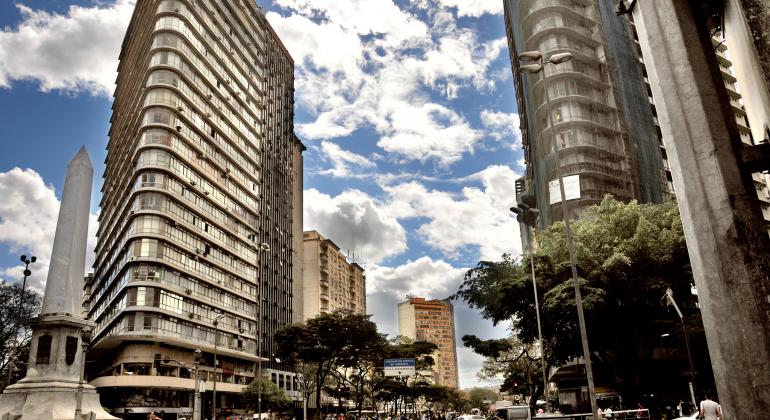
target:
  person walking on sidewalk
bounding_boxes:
[699,394,723,420]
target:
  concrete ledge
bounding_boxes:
[90,375,247,393]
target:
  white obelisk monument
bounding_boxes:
[0,147,116,420]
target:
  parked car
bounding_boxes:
[673,411,699,420]
[455,415,485,420]
[496,406,531,420]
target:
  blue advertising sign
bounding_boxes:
[384,358,416,377]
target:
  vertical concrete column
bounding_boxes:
[631,1,770,418]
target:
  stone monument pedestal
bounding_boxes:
[0,316,117,420]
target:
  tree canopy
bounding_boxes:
[0,282,41,390]
[454,196,701,398]
[274,311,450,418]
[241,374,292,412]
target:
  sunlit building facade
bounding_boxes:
[301,230,366,320]
[397,298,459,388]
[82,0,303,418]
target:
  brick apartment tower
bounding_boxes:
[82,0,304,418]
[397,298,459,388]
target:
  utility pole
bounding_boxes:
[628,1,770,417]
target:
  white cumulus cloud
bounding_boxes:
[481,109,522,148]
[367,256,465,298]
[267,0,507,166]
[0,0,134,96]
[0,168,99,294]
[432,0,503,17]
[303,188,407,264]
[383,165,523,261]
[317,141,376,178]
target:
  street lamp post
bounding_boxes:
[253,242,270,420]
[663,288,698,408]
[7,254,36,386]
[193,349,203,420]
[510,204,549,412]
[161,353,204,420]
[518,51,599,419]
[212,313,226,420]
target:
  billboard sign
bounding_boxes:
[549,175,581,205]
[384,358,416,377]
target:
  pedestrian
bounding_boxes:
[603,407,613,419]
[699,394,723,420]
[636,402,645,419]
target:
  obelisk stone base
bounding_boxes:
[0,316,118,420]
[0,383,116,420]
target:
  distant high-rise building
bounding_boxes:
[82,0,303,417]
[397,298,459,388]
[301,230,366,319]
[505,0,667,226]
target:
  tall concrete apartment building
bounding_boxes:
[82,0,303,418]
[506,0,770,232]
[397,298,459,388]
[301,230,366,320]
[505,0,667,226]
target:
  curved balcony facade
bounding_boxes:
[505,0,666,225]
[89,0,303,417]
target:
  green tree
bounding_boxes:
[466,387,499,412]
[422,385,464,413]
[455,197,701,400]
[275,312,349,419]
[275,311,387,419]
[0,283,42,391]
[241,375,292,412]
[466,336,543,407]
[332,312,389,415]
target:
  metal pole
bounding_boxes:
[681,319,697,408]
[255,244,269,420]
[258,284,263,420]
[7,256,34,386]
[193,348,203,420]
[194,365,202,420]
[525,226,549,412]
[213,318,220,420]
[539,59,599,419]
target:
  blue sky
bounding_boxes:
[0,0,524,388]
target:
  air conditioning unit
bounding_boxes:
[176,126,183,132]
[185,289,192,295]
[177,106,184,112]
[188,312,195,319]
[190,181,196,186]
